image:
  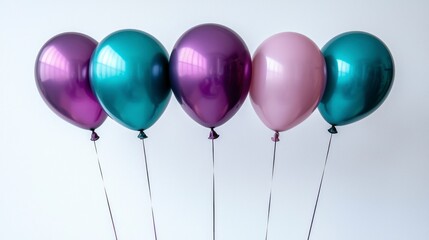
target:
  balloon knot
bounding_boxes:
[271,131,280,142]
[328,125,338,134]
[138,130,148,139]
[208,128,219,140]
[90,130,100,141]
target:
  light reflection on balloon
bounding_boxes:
[90,29,171,133]
[170,24,252,130]
[250,32,326,134]
[35,33,107,131]
[318,31,395,126]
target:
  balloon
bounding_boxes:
[250,32,326,133]
[35,32,107,131]
[170,23,252,130]
[90,29,171,133]
[318,31,394,126]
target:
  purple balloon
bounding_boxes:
[170,24,252,129]
[35,33,107,130]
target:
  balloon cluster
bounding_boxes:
[35,24,394,140]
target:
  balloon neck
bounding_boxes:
[271,131,280,142]
[138,130,148,139]
[208,128,219,140]
[90,130,100,141]
[328,125,338,134]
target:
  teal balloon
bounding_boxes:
[318,31,394,126]
[90,29,171,131]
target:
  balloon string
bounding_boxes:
[211,138,216,240]
[264,137,278,240]
[306,130,335,240]
[93,141,119,240]
[141,138,158,240]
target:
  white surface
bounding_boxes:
[1,0,428,239]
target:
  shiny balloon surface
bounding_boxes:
[35,32,107,130]
[250,32,326,132]
[318,31,394,126]
[90,29,171,131]
[170,24,252,128]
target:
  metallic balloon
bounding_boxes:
[170,23,252,128]
[90,29,171,131]
[250,32,326,133]
[35,32,107,130]
[318,31,394,126]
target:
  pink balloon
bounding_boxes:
[250,32,326,133]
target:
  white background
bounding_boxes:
[1,0,428,239]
